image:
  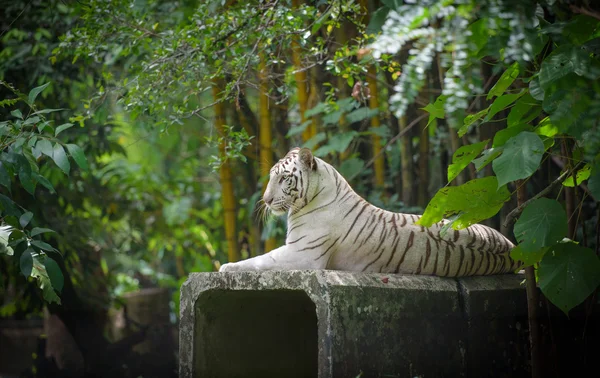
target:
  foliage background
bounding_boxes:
[1,0,599,377]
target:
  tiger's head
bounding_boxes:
[263,147,317,216]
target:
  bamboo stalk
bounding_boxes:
[258,54,277,253]
[291,0,313,142]
[213,83,240,263]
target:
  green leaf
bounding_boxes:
[539,45,600,90]
[303,132,326,150]
[459,108,489,137]
[492,124,532,148]
[52,143,70,175]
[366,7,391,35]
[0,194,21,217]
[447,140,489,183]
[417,176,511,229]
[304,102,328,118]
[66,144,89,171]
[563,163,592,187]
[36,139,54,157]
[17,155,35,195]
[28,82,50,105]
[313,131,358,157]
[539,242,600,315]
[492,131,545,187]
[30,254,61,304]
[345,108,379,124]
[510,245,549,267]
[33,108,64,115]
[542,74,594,136]
[381,0,402,10]
[11,109,23,119]
[487,62,520,99]
[31,227,55,237]
[0,162,11,193]
[535,117,558,137]
[339,157,365,180]
[31,240,55,252]
[529,76,544,101]
[588,167,600,200]
[483,90,526,122]
[422,95,446,127]
[23,116,41,127]
[472,147,503,172]
[507,93,542,127]
[54,123,74,136]
[322,110,343,125]
[34,173,55,194]
[20,248,34,277]
[286,120,312,137]
[514,198,567,252]
[19,212,33,228]
[44,257,64,293]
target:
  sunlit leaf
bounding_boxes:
[472,147,503,172]
[483,90,526,122]
[487,62,519,99]
[447,140,489,183]
[563,163,592,187]
[417,176,510,229]
[510,245,549,267]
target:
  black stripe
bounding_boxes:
[423,238,432,270]
[341,203,370,243]
[287,235,307,244]
[394,231,415,272]
[315,237,340,261]
[297,237,330,252]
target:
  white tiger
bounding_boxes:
[219,147,521,276]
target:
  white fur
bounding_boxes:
[220,148,519,276]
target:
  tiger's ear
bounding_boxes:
[298,147,316,171]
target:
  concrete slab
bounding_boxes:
[179,270,528,378]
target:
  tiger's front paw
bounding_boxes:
[219,262,237,272]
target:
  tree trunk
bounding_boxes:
[258,54,277,253]
[517,180,542,378]
[398,114,415,206]
[291,0,314,143]
[417,111,430,208]
[213,83,240,263]
[359,0,385,190]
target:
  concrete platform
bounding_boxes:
[179,270,529,378]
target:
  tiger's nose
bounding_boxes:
[264,197,273,205]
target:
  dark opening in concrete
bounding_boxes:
[194,289,318,378]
